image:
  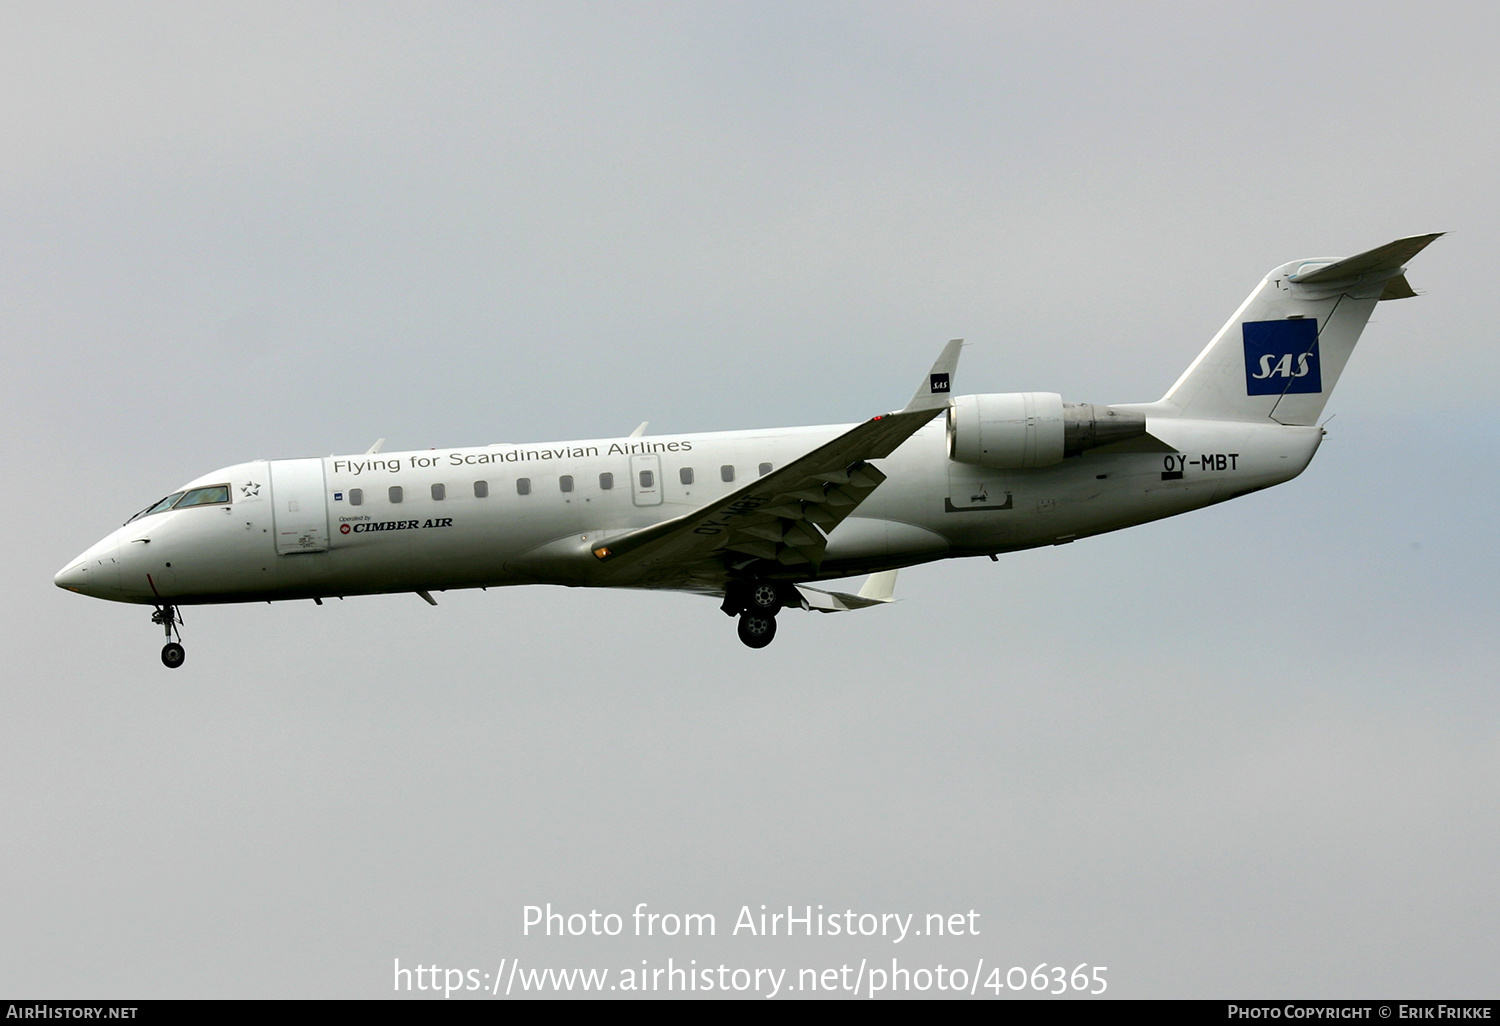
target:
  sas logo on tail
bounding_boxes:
[1243,319,1322,396]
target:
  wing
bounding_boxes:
[588,407,945,587]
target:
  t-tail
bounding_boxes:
[1149,233,1443,425]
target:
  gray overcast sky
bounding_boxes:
[4,1,1496,999]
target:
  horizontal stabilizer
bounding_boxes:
[1288,232,1444,285]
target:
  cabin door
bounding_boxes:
[269,458,330,554]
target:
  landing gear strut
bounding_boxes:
[152,604,185,669]
[723,580,789,649]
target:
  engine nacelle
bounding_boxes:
[948,392,1065,468]
[948,393,1147,469]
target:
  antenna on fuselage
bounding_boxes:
[365,438,386,454]
[629,422,648,438]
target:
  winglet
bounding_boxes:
[903,339,962,412]
[856,569,898,602]
[795,570,899,613]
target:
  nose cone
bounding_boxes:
[54,559,90,591]
[55,534,122,600]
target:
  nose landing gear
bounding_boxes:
[152,604,185,669]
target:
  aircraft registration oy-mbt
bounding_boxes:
[57,234,1441,666]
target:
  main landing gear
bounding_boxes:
[722,580,789,650]
[152,604,185,669]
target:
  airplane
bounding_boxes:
[55,233,1442,666]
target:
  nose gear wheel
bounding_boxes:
[151,604,185,670]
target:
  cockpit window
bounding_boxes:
[128,492,185,523]
[125,484,230,523]
[175,485,231,509]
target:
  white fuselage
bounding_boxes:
[55,412,1322,607]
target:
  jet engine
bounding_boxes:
[947,392,1147,469]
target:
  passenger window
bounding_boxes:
[759,462,772,477]
[560,475,574,493]
[680,467,694,485]
[176,485,231,508]
[517,478,531,496]
[431,483,446,501]
[721,465,735,483]
[473,480,489,498]
[639,470,654,488]
[389,486,403,504]
[349,488,363,507]
[599,472,614,490]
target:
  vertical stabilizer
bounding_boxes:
[1151,234,1442,424]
